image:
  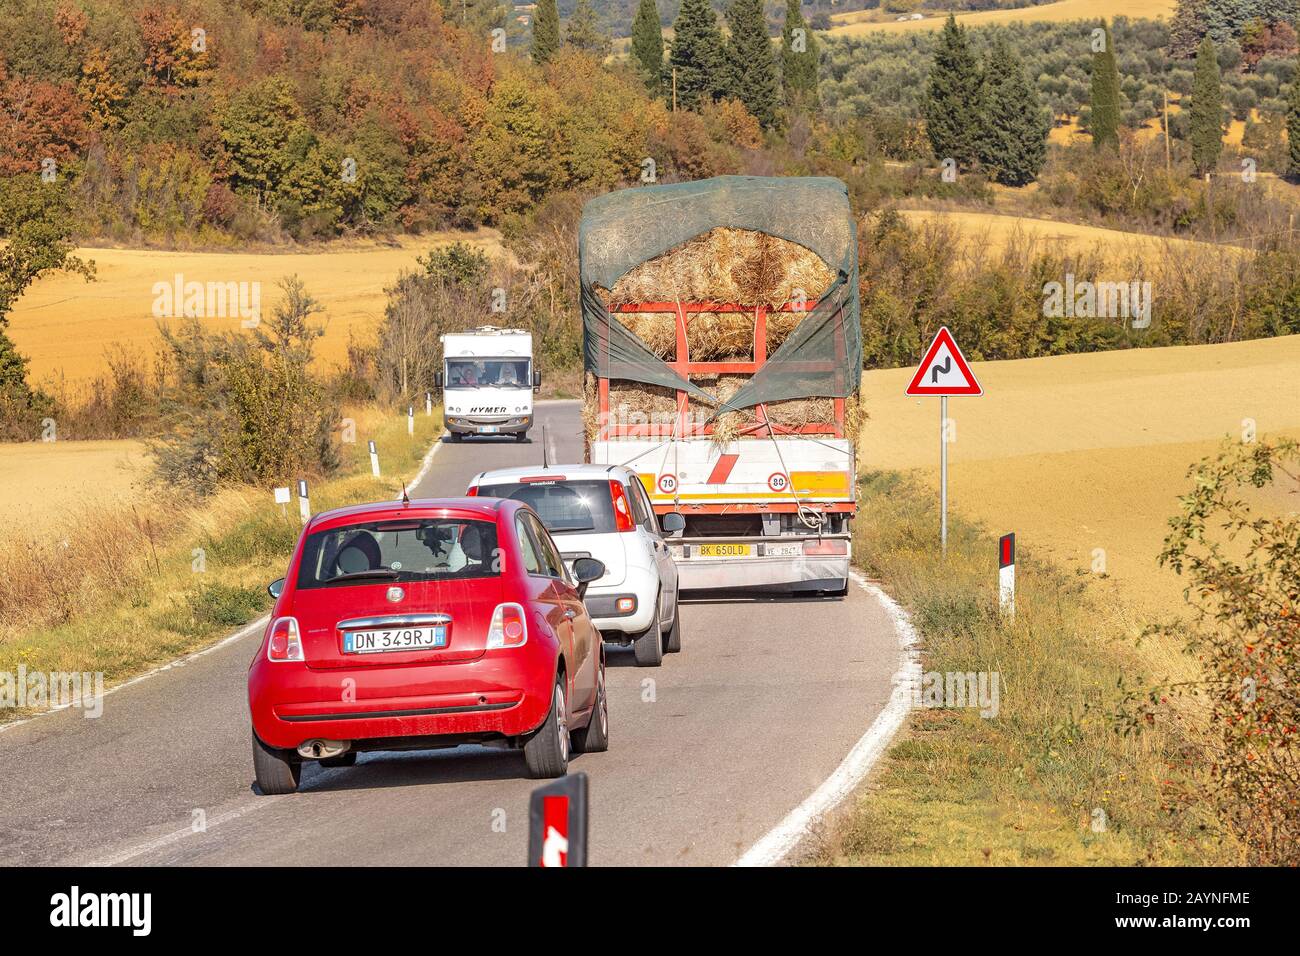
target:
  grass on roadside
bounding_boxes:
[0,407,443,719]
[806,471,1237,866]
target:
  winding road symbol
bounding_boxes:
[904,326,982,397]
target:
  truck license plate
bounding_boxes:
[698,544,751,558]
[478,425,499,434]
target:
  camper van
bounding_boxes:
[436,327,539,441]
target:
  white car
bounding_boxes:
[466,464,683,666]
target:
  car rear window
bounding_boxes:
[477,480,614,535]
[296,518,500,589]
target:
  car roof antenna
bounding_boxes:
[401,482,410,505]
[542,423,549,469]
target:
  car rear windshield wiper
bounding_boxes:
[329,569,400,583]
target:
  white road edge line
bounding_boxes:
[734,571,922,867]
[2,437,445,738]
[0,615,270,736]
[87,799,281,867]
[399,429,443,499]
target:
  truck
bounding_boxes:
[435,327,540,441]
[578,176,862,594]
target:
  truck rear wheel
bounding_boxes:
[515,431,528,442]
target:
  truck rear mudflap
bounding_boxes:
[668,534,850,592]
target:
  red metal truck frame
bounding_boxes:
[598,299,847,442]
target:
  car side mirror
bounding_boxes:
[660,512,685,536]
[268,578,285,599]
[571,557,605,599]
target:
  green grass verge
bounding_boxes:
[2,409,443,719]
[806,471,1235,866]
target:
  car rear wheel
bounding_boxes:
[252,730,301,795]
[664,594,682,654]
[633,593,664,667]
[571,650,609,754]
[523,676,570,778]
[319,752,357,768]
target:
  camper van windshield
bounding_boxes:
[445,359,530,388]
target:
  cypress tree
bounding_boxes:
[781,0,819,108]
[566,0,610,57]
[1167,0,1208,59]
[1089,19,1122,150]
[979,39,1050,186]
[724,0,780,128]
[532,0,560,65]
[1189,34,1224,175]
[669,0,727,111]
[631,0,665,95]
[922,14,984,168]
[1287,52,1300,180]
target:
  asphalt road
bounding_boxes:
[0,401,903,866]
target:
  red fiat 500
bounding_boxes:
[247,497,608,794]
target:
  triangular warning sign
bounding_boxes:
[904,326,983,396]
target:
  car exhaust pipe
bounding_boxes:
[297,739,350,760]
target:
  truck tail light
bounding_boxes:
[466,485,478,496]
[266,616,304,662]
[803,539,849,556]
[609,481,636,532]
[486,603,528,649]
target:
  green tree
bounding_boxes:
[780,0,819,108]
[532,0,561,65]
[669,0,728,111]
[1189,34,1224,175]
[0,176,93,437]
[1167,0,1209,58]
[566,0,611,57]
[724,0,779,128]
[922,14,984,168]
[1288,53,1300,180]
[978,39,1049,186]
[1089,19,1122,150]
[631,0,665,95]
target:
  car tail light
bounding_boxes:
[266,616,304,662]
[486,603,528,649]
[616,597,636,613]
[466,485,478,496]
[803,539,849,556]
[609,481,635,532]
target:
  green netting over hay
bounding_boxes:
[580,176,861,415]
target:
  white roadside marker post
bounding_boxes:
[369,439,380,478]
[903,326,982,559]
[425,391,432,416]
[999,532,1016,618]
[408,406,415,436]
[297,479,310,525]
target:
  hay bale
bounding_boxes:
[608,227,833,308]
[595,227,835,361]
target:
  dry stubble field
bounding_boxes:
[6,230,503,389]
[860,334,1300,622]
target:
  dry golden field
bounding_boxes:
[860,335,1300,619]
[6,230,502,388]
[0,439,151,529]
[894,208,1239,263]
[828,0,1177,37]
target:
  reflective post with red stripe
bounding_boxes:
[998,533,1015,618]
[528,772,588,867]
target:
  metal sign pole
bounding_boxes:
[940,394,948,557]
